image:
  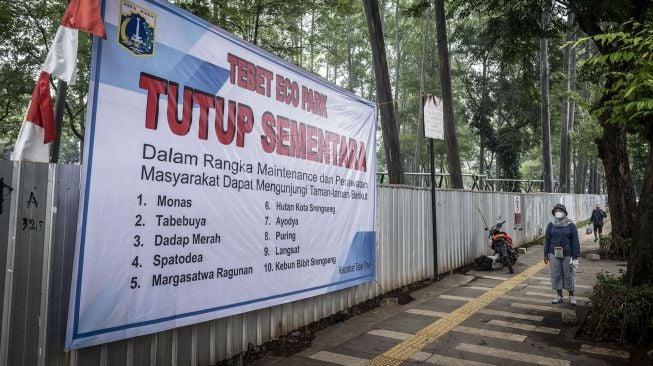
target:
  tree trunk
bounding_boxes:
[363,0,404,184]
[345,14,354,91]
[415,10,428,183]
[380,0,386,30]
[580,161,588,193]
[539,1,554,192]
[393,0,401,124]
[572,3,641,242]
[479,55,488,176]
[309,5,315,72]
[434,0,463,189]
[626,121,653,286]
[588,159,597,194]
[597,121,636,238]
[574,160,585,194]
[253,0,262,45]
[560,12,575,193]
[567,38,577,191]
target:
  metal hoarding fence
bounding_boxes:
[0,161,605,365]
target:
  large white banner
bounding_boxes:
[66,0,376,349]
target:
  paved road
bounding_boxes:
[251,221,631,366]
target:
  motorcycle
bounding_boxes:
[487,217,519,274]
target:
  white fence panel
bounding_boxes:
[0,162,606,365]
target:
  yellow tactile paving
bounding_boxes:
[365,261,547,366]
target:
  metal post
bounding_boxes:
[0,162,21,365]
[50,80,67,163]
[37,164,57,366]
[429,139,438,280]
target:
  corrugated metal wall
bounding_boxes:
[0,162,605,365]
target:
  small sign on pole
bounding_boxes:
[423,93,443,280]
[514,195,522,226]
[424,94,444,140]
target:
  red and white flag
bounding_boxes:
[13,0,106,162]
[42,0,107,85]
[60,0,107,38]
[12,72,56,163]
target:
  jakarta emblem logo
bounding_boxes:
[119,0,156,56]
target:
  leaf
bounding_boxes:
[624,86,637,98]
[625,102,637,113]
[610,53,622,63]
[623,52,634,62]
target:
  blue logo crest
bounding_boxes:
[119,0,156,56]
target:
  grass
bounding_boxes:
[576,219,591,228]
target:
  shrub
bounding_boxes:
[576,219,591,228]
[587,272,653,345]
[598,233,631,260]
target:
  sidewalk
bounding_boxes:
[250,220,633,366]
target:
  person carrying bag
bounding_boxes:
[590,204,607,242]
[543,203,581,305]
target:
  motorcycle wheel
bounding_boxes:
[504,257,514,274]
[510,250,519,264]
[499,245,514,274]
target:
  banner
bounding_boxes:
[66,0,376,349]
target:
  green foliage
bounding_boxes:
[0,1,91,162]
[529,235,544,247]
[576,22,653,129]
[587,272,653,345]
[0,0,613,179]
[598,233,631,260]
[576,218,591,228]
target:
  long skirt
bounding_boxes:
[548,253,575,291]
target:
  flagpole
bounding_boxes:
[50,79,67,163]
[49,0,71,164]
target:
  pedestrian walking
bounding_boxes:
[590,204,607,242]
[544,203,580,305]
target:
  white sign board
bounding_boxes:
[66,0,376,349]
[424,95,444,140]
[514,195,522,225]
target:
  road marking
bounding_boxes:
[406,309,449,318]
[511,303,576,316]
[407,308,544,322]
[488,319,560,334]
[424,353,496,366]
[525,291,590,302]
[480,275,509,281]
[453,326,526,341]
[369,326,525,343]
[526,284,590,292]
[310,351,367,366]
[537,281,592,289]
[580,344,630,359]
[368,329,411,341]
[439,295,476,302]
[478,309,544,321]
[409,351,433,362]
[530,276,551,281]
[455,343,571,366]
[502,295,555,304]
[464,286,492,291]
[365,261,546,366]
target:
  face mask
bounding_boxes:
[554,212,565,219]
